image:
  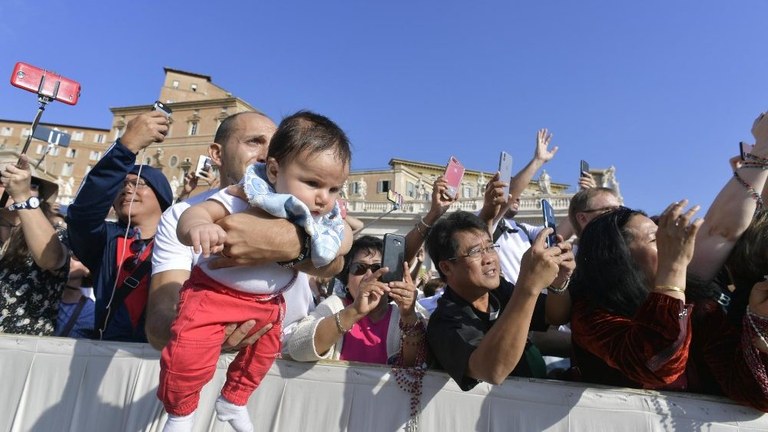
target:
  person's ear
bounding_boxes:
[438,260,453,279]
[266,157,280,184]
[209,143,222,166]
[576,212,589,228]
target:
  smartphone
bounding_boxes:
[153,100,172,117]
[541,199,557,248]
[11,62,81,105]
[580,160,590,177]
[498,151,513,201]
[443,156,465,199]
[337,198,348,219]
[381,233,406,283]
[195,155,213,178]
[740,142,754,161]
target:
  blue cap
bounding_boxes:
[129,165,173,211]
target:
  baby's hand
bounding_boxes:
[187,223,227,257]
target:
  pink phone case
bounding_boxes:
[443,156,465,198]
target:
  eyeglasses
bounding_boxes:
[581,205,620,215]
[123,179,149,190]
[448,244,500,261]
[122,238,153,271]
[348,262,382,276]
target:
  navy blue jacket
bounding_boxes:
[67,140,148,342]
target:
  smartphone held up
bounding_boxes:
[380,233,406,283]
[443,156,465,200]
[498,151,513,201]
[541,199,557,248]
[11,62,81,105]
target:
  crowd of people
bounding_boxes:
[1,106,767,431]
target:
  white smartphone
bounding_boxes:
[195,155,213,178]
[498,151,513,201]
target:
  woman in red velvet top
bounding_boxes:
[570,204,768,412]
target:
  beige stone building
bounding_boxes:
[0,67,622,235]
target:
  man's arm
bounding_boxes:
[466,229,563,384]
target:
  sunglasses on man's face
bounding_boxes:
[348,262,382,276]
[123,238,153,271]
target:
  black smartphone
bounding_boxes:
[541,199,557,247]
[380,233,406,283]
[580,159,590,177]
[153,100,172,117]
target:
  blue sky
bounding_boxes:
[1,1,767,215]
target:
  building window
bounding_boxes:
[35,144,44,155]
[50,146,60,156]
[89,150,100,161]
[114,127,124,141]
[21,128,31,137]
[172,80,179,88]
[61,162,74,176]
[463,185,473,199]
[0,127,12,136]
[188,121,198,136]
[94,133,105,144]
[190,83,198,92]
[85,165,93,175]
[169,155,179,167]
[377,180,390,194]
[66,148,77,158]
[72,131,84,141]
[406,181,415,198]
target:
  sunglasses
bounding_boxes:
[348,262,382,276]
[123,238,153,271]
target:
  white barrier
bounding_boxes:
[0,334,765,431]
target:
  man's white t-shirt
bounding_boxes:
[492,218,544,285]
[151,189,315,343]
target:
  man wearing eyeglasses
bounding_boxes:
[67,111,173,342]
[425,211,574,390]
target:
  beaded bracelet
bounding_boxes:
[741,161,768,170]
[746,152,768,165]
[334,311,350,334]
[654,285,686,294]
[399,319,426,338]
[548,277,570,295]
[733,171,765,211]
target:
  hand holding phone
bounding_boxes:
[498,151,513,201]
[541,199,557,247]
[381,233,406,283]
[443,156,465,200]
[195,155,213,178]
[580,160,590,177]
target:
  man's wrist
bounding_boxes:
[278,229,311,268]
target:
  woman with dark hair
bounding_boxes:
[570,202,768,412]
[570,202,702,388]
[0,154,69,336]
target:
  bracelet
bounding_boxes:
[741,162,768,170]
[745,152,768,165]
[278,229,312,268]
[333,311,350,334]
[654,285,686,294]
[419,217,433,229]
[399,318,425,338]
[548,277,570,295]
[414,222,427,238]
[733,171,765,211]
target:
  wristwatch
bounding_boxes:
[8,196,41,211]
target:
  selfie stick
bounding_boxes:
[0,77,58,207]
[355,206,398,234]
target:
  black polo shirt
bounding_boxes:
[426,278,548,391]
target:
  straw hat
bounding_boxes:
[0,150,59,203]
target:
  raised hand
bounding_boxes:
[120,111,170,153]
[517,227,562,295]
[1,154,33,202]
[389,262,418,318]
[534,128,558,163]
[656,200,703,270]
[351,267,390,317]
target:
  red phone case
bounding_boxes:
[443,156,465,198]
[11,62,81,105]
